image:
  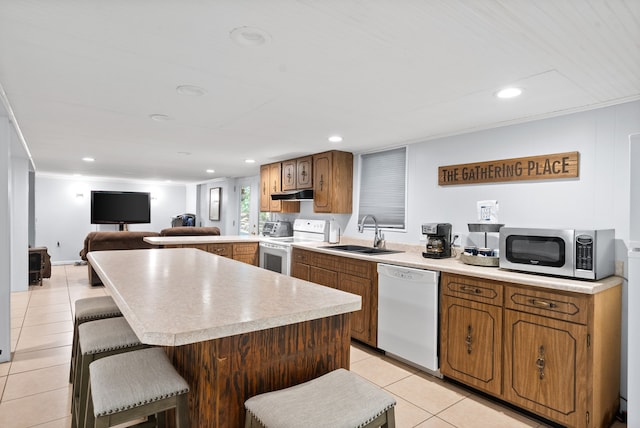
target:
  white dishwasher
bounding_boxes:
[377,263,440,375]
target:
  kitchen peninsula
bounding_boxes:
[87,248,361,427]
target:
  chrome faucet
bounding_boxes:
[358,214,384,248]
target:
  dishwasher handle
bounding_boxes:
[377,263,439,283]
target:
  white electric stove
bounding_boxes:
[259,219,328,275]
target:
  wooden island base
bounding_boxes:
[164,313,351,427]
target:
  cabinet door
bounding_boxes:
[313,153,331,212]
[338,273,374,345]
[282,160,296,191]
[310,266,338,288]
[269,163,282,212]
[441,295,502,396]
[296,156,313,189]
[232,243,258,266]
[291,262,310,281]
[503,309,587,427]
[259,165,270,212]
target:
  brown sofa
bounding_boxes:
[159,226,221,236]
[79,231,160,285]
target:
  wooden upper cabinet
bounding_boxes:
[259,162,299,213]
[296,156,313,189]
[281,160,297,191]
[282,156,313,191]
[259,164,270,212]
[269,162,282,212]
[313,150,353,213]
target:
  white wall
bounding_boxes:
[0,117,11,362]
[10,156,29,292]
[347,101,639,248]
[197,178,239,234]
[35,175,188,263]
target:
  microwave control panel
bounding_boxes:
[575,234,594,271]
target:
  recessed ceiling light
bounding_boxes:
[328,135,343,143]
[230,27,271,46]
[206,169,215,174]
[176,85,207,96]
[496,87,523,99]
[245,159,256,164]
[82,157,95,162]
[149,114,171,121]
[177,151,191,156]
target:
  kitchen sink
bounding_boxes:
[320,244,404,255]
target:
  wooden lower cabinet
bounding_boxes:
[232,243,259,266]
[166,242,258,266]
[440,273,621,428]
[291,248,377,346]
[440,295,502,396]
[503,309,587,427]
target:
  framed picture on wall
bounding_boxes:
[209,187,221,221]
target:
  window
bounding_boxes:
[358,147,407,230]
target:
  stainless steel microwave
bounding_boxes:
[499,227,615,280]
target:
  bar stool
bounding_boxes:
[70,296,122,383]
[85,347,190,428]
[72,317,145,428]
[244,368,397,428]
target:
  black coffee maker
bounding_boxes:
[422,223,452,258]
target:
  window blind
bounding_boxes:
[358,147,406,229]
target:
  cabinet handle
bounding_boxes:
[460,285,481,294]
[286,171,292,182]
[319,174,324,191]
[465,325,473,354]
[273,180,277,192]
[529,299,556,309]
[536,345,545,380]
[301,166,307,178]
[263,182,266,195]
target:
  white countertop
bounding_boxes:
[143,234,621,294]
[293,241,622,295]
[145,235,261,245]
[87,248,361,346]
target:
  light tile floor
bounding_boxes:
[0,264,628,427]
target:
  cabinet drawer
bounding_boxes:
[233,243,258,255]
[442,273,503,306]
[505,286,589,325]
[208,243,232,258]
[292,248,311,264]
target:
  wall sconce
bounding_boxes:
[75,192,84,199]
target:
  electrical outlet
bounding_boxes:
[615,261,624,277]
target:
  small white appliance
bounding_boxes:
[259,219,328,276]
[377,263,440,375]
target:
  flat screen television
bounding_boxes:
[91,191,151,226]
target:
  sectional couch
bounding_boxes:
[80,227,220,285]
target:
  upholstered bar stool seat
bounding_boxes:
[244,368,396,428]
[86,347,190,428]
[70,296,122,383]
[72,317,145,428]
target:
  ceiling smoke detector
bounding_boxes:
[149,114,172,122]
[230,27,271,46]
[176,85,207,96]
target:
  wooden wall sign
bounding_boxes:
[438,151,579,186]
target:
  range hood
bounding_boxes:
[271,189,314,201]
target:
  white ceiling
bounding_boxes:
[0,0,638,183]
